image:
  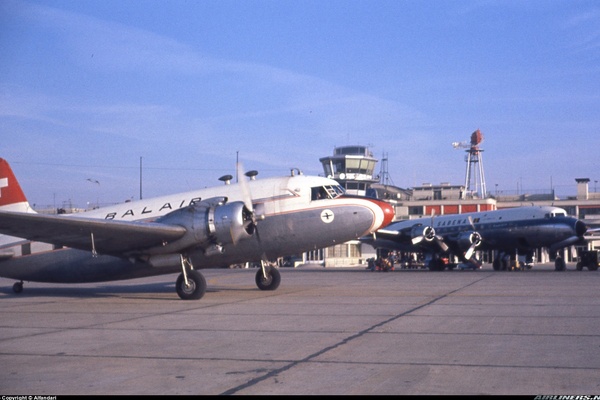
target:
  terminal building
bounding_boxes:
[311,145,600,268]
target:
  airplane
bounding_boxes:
[0,158,394,299]
[361,205,591,271]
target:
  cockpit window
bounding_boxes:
[311,185,345,200]
[546,211,567,218]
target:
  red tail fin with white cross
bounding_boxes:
[0,158,35,213]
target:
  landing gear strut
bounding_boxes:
[175,255,206,300]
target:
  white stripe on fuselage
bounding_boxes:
[404,206,568,234]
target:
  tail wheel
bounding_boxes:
[255,265,281,291]
[176,270,206,300]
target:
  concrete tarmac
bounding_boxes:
[1,263,600,395]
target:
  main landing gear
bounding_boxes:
[255,262,281,291]
[175,256,281,300]
[554,256,566,271]
[12,281,23,294]
[176,255,207,300]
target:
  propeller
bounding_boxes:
[236,162,270,273]
[429,210,449,252]
[410,210,449,252]
[463,216,481,260]
[464,232,482,260]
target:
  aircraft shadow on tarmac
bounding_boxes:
[0,281,179,299]
[0,279,269,300]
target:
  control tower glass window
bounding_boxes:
[335,146,368,156]
[333,160,344,174]
[323,163,333,177]
[346,159,361,173]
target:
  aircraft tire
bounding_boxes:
[588,263,598,271]
[554,257,566,271]
[576,262,583,271]
[255,265,281,291]
[12,281,23,294]
[176,270,206,300]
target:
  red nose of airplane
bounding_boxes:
[375,199,395,228]
[364,198,395,230]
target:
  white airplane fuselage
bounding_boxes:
[0,173,394,284]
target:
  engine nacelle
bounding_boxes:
[147,197,254,257]
[457,231,482,250]
[410,224,436,244]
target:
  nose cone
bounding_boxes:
[367,198,395,230]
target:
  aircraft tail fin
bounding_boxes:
[0,158,35,213]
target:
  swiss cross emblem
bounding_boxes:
[320,209,334,224]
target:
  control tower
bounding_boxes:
[319,145,379,196]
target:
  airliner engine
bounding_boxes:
[410,224,436,244]
[456,231,482,251]
[147,197,255,258]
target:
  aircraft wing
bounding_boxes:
[584,228,600,241]
[364,227,418,251]
[368,223,453,253]
[0,211,186,255]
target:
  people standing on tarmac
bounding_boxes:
[366,257,376,271]
[366,252,400,272]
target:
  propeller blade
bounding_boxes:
[468,215,476,230]
[236,161,268,260]
[434,236,449,252]
[236,162,253,214]
[465,244,476,260]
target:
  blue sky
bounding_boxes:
[1,0,599,208]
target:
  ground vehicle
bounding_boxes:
[576,250,599,271]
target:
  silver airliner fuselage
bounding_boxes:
[0,159,394,299]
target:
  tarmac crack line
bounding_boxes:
[219,274,492,395]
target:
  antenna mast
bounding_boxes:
[379,152,394,186]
